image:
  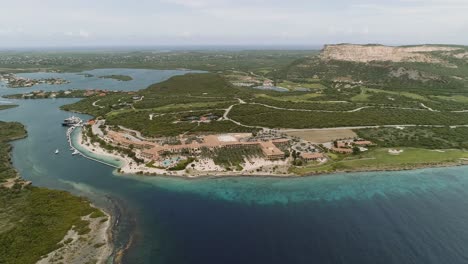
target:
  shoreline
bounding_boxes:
[0,121,114,263]
[38,207,114,264]
[71,128,468,179]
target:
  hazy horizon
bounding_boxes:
[1,0,467,48]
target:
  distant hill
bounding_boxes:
[278,44,468,96]
[321,44,462,64]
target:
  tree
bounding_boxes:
[333,141,338,148]
[291,150,297,160]
[352,146,360,155]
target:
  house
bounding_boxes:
[84,90,95,97]
[300,152,324,161]
[272,138,290,146]
[263,80,274,87]
[353,140,373,146]
[260,141,284,160]
[336,141,350,148]
[332,148,353,154]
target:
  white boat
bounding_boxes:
[55,149,59,154]
[62,116,82,127]
[72,150,79,155]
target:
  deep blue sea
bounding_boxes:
[2,70,468,263]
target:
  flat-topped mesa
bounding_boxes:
[321,44,461,63]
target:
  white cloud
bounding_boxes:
[79,29,90,38]
[0,0,467,47]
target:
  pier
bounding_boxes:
[66,123,119,168]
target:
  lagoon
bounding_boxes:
[2,70,468,263]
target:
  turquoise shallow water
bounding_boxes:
[2,70,468,263]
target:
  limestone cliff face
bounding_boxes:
[321,44,460,63]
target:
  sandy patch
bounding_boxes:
[37,211,112,264]
[285,129,357,143]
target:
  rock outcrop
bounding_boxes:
[321,44,461,63]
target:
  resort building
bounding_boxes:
[300,152,325,161]
[353,140,373,146]
[259,141,285,160]
[332,147,353,154]
[105,130,287,161]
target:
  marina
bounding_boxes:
[64,117,119,168]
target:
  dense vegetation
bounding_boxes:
[0,120,106,264]
[0,187,102,264]
[229,104,468,129]
[0,50,315,74]
[0,121,27,182]
[201,146,264,169]
[355,127,468,149]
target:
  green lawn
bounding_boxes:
[350,88,371,102]
[255,93,323,102]
[364,88,430,101]
[277,80,326,91]
[433,95,468,103]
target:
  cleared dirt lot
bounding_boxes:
[285,129,357,143]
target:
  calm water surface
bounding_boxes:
[2,70,468,263]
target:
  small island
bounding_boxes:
[99,74,133,81]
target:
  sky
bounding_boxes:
[1,0,467,48]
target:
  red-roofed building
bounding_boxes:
[301,152,324,161]
[353,141,373,146]
[332,148,353,154]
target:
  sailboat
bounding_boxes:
[55,149,59,154]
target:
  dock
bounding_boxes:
[66,123,119,168]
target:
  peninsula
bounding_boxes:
[0,117,112,263]
[0,73,70,88]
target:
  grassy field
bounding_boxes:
[350,88,371,102]
[277,80,326,90]
[433,95,468,103]
[254,93,323,102]
[285,129,357,143]
[292,148,468,175]
[362,87,431,101]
